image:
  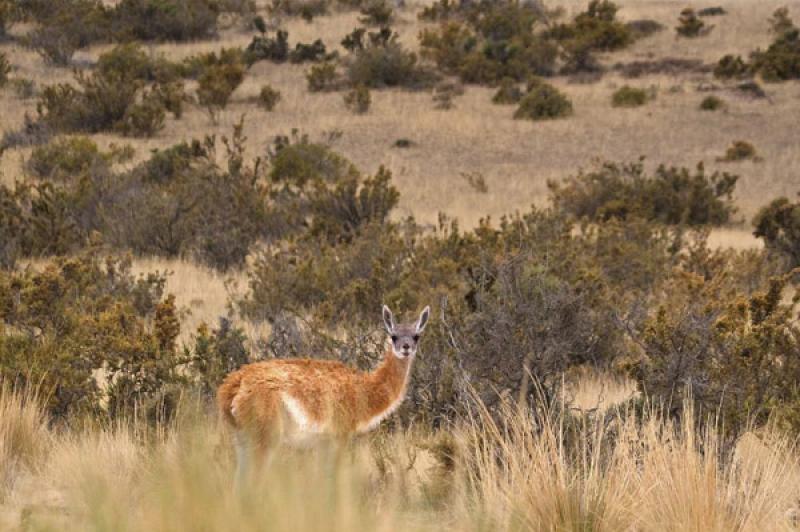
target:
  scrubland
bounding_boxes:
[3,0,800,529]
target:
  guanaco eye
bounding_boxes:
[391,335,398,342]
[413,335,420,342]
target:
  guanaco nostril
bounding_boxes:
[402,343,410,350]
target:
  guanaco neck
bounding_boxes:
[362,346,414,417]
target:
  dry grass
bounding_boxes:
[2,386,799,531]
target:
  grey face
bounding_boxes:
[382,305,430,359]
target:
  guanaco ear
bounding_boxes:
[416,306,431,333]
[382,305,395,334]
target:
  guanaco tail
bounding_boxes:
[217,305,430,479]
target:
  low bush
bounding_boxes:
[306,61,339,91]
[699,95,724,111]
[268,0,328,21]
[513,80,573,120]
[35,44,186,137]
[753,195,800,270]
[246,30,290,64]
[676,8,708,38]
[714,54,750,79]
[419,1,557,84]
[258,84,282,111]
[343,84,371,113]
[547,0,633,74]
[110,0,220,41]
[750,9,800,81]
[346,28,435,88]
[548,160,738,225]
[25,0,108,65]
[0,250,182,421]
[611,85,649,107]
[718,140,760,162]
[359,0,393,26]
[26,136,131,180]
[196,50,246,121]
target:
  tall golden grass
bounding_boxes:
[2,384,798,531]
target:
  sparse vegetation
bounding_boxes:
[343,84,371,113]
[258,84,282,111]
[718,140,761,162]
[513,80,573,120]
[611,85,650,107]
[699,94,724,111]
[3,1,800,528]
[676,8,708,38]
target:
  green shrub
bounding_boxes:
[611,85,649,107]
[185,318,249,397]
[117,92,167,137]
[769,6,795,35]
[548,160,738,226]
[0,250,182,421]
[289,39,332,64]
[513,81,573,120]
[269,0,328,20]
[630,272,800,434]
[347,29,434,88]
[750,9,800,81]
[714,54,750,79]
[110,0,220,41]
[753,196,800,269]
[343,84,371,113]
[547,0,633,74]
[718,140,760,162]
[196,53,246,121]
[419,0,559,84]
[676,8,707,37]
[359,0,393,26]
[699,95,724,111]
[258,84,282,111]
[35,44,184,137]
[27,136,102,179]
[25,0,108,65]
[491,78,523,104]
[245,31,288,64]
[306,61,339,92]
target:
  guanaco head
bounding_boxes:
[382,305,430,359]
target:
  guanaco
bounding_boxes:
[217,305,430,479]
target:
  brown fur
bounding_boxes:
[217,346,413,444]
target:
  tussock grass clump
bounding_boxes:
[0,385,49,494]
